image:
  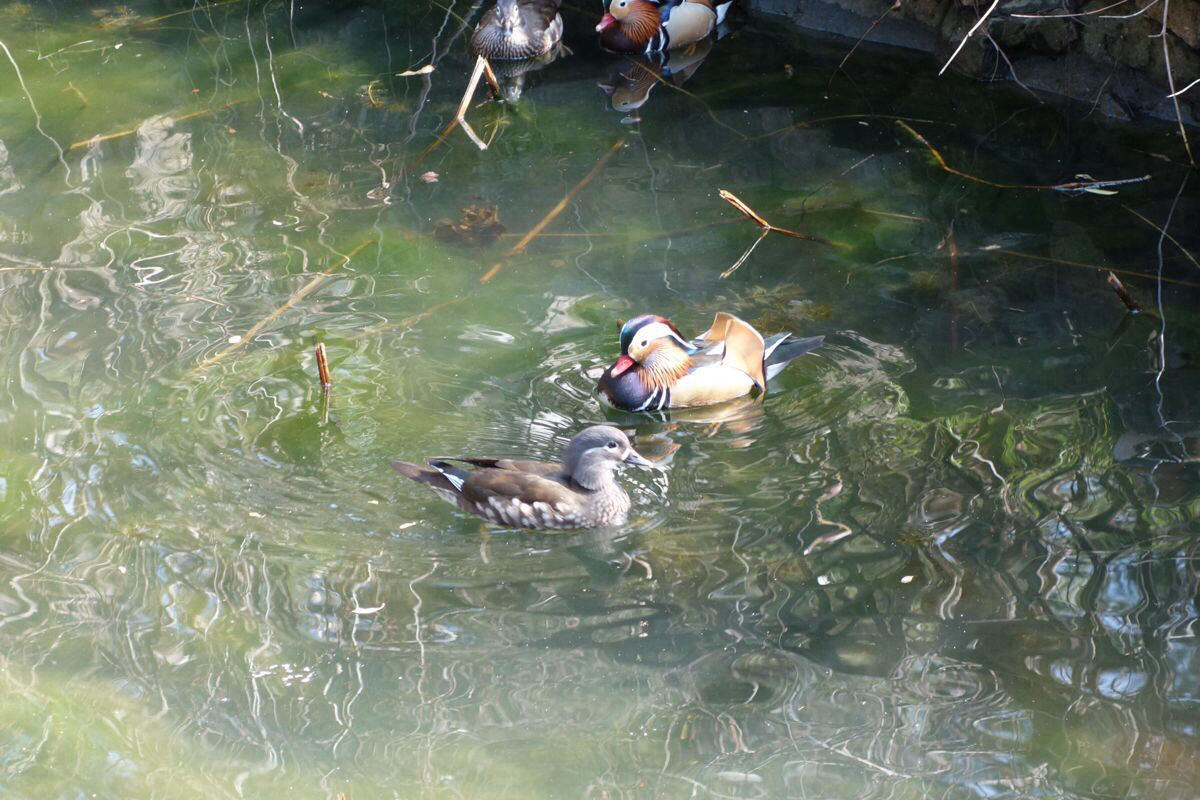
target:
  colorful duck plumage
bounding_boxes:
[471,0,564,61]
[596,312,823,412]
[596,0,732,54]
[392,425,651,529]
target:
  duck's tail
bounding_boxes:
[763,334,824,381]
[392,460,466,503]
[714,0,733,25]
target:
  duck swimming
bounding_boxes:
[596,0,732,54]
[471,0,564,61]
[392,425,651,529]
[596,312,823,412]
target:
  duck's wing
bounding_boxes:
[660,0,717,45]
[458,469,586,529]
[441,456,563,477]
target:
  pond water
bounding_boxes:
[1,1,1198,798]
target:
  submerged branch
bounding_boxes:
[186,237,377,378]
[897,121,1150,192]
[480,137,626,283]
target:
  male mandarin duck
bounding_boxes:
[596,0,732,54]
[596,312,824,412]
[471,0,564,61]
[392,425,652,529]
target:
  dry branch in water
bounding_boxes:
[408,55,499,169]
[186,238,377,378]
[69,102,248,150]
[897,122,1151,192]
[718,189,842,278]
[480,137,626,283]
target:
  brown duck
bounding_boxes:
[392,426,652,529]
[596,0,731,54]
[471,0,564,61]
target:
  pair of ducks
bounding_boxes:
[394,313,823,530]
[470,0,732,60]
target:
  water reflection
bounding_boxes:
[0,1,1197,798]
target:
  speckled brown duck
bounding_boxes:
[392,425,651,529]
[597,312,823,412]
[596,0,731,54]
[470,0,564,61]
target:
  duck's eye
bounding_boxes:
[606,441,619,449]
[618,0,627,6]
[639,339,647,348]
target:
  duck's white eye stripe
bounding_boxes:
[636,322,688,347]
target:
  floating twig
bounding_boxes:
[186,238,377,378]
[315,342,332,387]
[1106,272,1141,314]
[717,189,841,278]
[897,121,1150,192]
[480,137,626,283]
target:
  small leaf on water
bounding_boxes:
[420,171,439,183]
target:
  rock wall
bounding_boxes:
[749,0,1200,125]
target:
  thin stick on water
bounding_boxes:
[1106,271,1142,314]
[717,189,841,278]
[480,137,626,283]
[315,342,332,387]
[720,229,770,279]
[185,237,377,378]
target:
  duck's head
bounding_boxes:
[609,314,695,380]
[563,425,652,489]
[596,0,654,33]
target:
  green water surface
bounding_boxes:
[1,2,1198,798]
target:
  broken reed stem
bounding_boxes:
[718,189,841,246]
[1106,271,1141,314]
[834,0,901,78]
[315,342,332,387]
[186,237,377,378]
[408,55,498,169]
[717,189,843,278]
[480,137,626,283]
[897,121,1150,192]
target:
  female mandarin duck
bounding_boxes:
[392,426,652,529]
[596,0,732,53]
[471,0,564,61]
[596,312,823,412]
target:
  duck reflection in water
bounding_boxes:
[598,36,713,115]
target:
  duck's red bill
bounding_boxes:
[610,355,635,377]
[596,12,616,32]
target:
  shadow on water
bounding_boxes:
[0,0,1198,798]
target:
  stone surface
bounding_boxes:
[745,0,1200,126]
